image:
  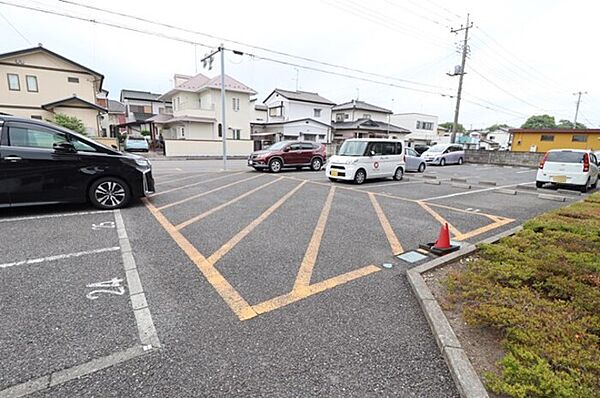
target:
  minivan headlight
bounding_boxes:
[135,158,151,168]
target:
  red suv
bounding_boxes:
[248,141,327,173]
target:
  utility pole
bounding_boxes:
[573,91,587,129]
[201,44,229,170]
[448,13,473,144]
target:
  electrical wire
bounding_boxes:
[0,9,32,45]
[56,0,452,91]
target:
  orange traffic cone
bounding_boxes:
[433,223,451,249]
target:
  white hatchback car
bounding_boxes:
[536,149,599,193]
[326,139,406,184]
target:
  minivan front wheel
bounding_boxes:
[354,169,366,185]
[89,177,131,209]
[439,158,446,166]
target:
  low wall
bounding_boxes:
[165,139,253,157]
[465,149,543,167]
[92,137,118,149]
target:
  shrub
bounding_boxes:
[50,113,86,135]
[448,193,600,397]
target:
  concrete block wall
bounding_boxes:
[465,149,543,167]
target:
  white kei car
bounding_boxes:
[326,139,406,184]
[536,149,599,193]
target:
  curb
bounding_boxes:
[406,225,523,398]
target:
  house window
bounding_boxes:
[314,108,322,117]
[423,122,433,130]
[31,115,42,120]
[232,98,240,112]
[180,127,185,138]
[232,129,241,140]
[67,77,79,83]
[335,113,345,122]
[218,123,222,137]
[363,114,371,119]
[540,134,554,142]
[26,75,38,92]
[269,106,282,117]
[7,73,20,91]
[572,134,587,142]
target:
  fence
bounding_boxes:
[465,149,543,167]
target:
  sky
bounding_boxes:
[0,0,598,130]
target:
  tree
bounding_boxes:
[557,119,586,129]
[439,122,465,132]
[520,114,556,129]
[486,123,510,131]
[51,113,86,134]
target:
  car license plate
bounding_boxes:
[330,170,338,177]
[552,175,567,183]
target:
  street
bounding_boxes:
[0,162,585,397]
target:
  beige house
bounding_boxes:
[153,73,256,156]
[0,45,106,136]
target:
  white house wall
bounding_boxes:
[390,114,438,134]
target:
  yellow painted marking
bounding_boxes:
[368,193,403,254]
[293,186,336,290]
[425,202,513,223]
[416,248,429,254]
[417,201,462,238]
[143,198,257,320]
[453,217,514,241]
[151,172,245,197]
[207,181,307,265]
[158,174,262,211]
[176,177,284,230]
[254,265,381,315]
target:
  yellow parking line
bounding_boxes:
[176,177,284,230]
[453,217,514,241]
[157,174,263,211]
[151,172,246,197]
[417,201,462,238]
[253,265,381,315]
[368,193,403,254]
[293,186,336,290]
[143,199,257,320]
[207,181,307,265]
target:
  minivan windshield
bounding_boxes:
[128,137,146,141]
[338,141,368,156]
[426,144,447,153]
[267,142,288,150]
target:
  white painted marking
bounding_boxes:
[0,247,120,269]
[86,278,125,300]
[92,221,115,230]
[113,210,161,348]
[516,169,536,174]
[422,182,535,201]
[0,210,108,223]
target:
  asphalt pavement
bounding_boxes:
[1,161,591,397]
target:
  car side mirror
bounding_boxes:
[369,150,376,156]
[53,142,76,153]
[283,147,290,152]
[111,144,118,150]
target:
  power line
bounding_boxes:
[0,0,529,120]
[421,0,463,20]
[56,0,451,91]
[0,9,32,45]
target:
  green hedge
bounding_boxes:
[447,193,600,398]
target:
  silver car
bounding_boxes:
[405,147,426,172]
[421,144,465,166]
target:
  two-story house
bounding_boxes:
[119,89,172,138]
[331,100,410,143]
[0,45,106,136]
[390,113,441,146]
[250,89,334,150]
[152,72,256,156]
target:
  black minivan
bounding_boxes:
[0,116,154,209]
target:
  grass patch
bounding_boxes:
[447,192,600,398]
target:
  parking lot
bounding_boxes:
[0,161,590,397]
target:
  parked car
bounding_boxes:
[248,141,326,173]
[405,147,426,172]
[421,144,464,166]
[413,144,430,156]
[536,149,599,193]
[326,139,406,184]
[124,135,150,152]
[0,116,154,209]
